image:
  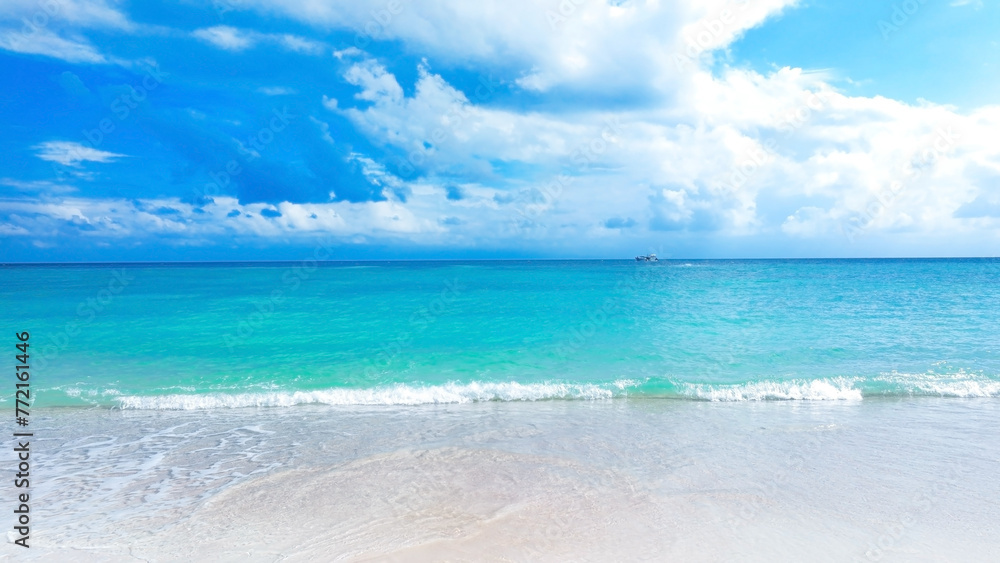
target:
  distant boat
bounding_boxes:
[634,253,658,262]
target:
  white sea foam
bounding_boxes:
[102,374,1000,409]
[676,373,1000,401]
[677,378,864,402]
[63,386,123,399]
[872,371,1000,398]
[117,381,621,410]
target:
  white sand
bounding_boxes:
[5,399,999,561]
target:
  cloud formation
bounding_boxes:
[33,141,127,166]
[1,0,998,259]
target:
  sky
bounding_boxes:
[1,0,998,261]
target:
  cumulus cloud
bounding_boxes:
[330,59,619,185]
[300,0,999,249]
[7,0,1000,256]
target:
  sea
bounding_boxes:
[2,259,999,560]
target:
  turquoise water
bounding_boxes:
[4,259,999,408]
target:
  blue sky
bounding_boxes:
[1,0,998,261]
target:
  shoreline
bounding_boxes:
[18,391,1000,412]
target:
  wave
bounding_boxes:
[29,372,1000,410]
[676,377,864,401]
[116,381,628,410]
[865,372,1000,398]
[681,373,1000,402]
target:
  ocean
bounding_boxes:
[7,259,1000,407]
[3,259,999,560]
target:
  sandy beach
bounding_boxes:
[6,398,998,561]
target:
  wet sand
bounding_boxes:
[5,399,1000,561]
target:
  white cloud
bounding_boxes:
[331,60,609,177]
[277,33,324,54]
[191,25,325,55]
[0,0,132,30]
[33,141,126,167]
[320,48,1000,249]
[0,27,107,63]
[257,86,297,96]
[309,116,336,145]
[0,178,77,194]
[228,0,796,98]
[192,26,254,51]
[334,46,363,59]
[0,0,135,63]
[0,195,447,241]
[7,0,999,255]
[342,59,404,102]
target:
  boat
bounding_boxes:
[634,253,658,261]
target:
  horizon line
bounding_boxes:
[3,256,999,266]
